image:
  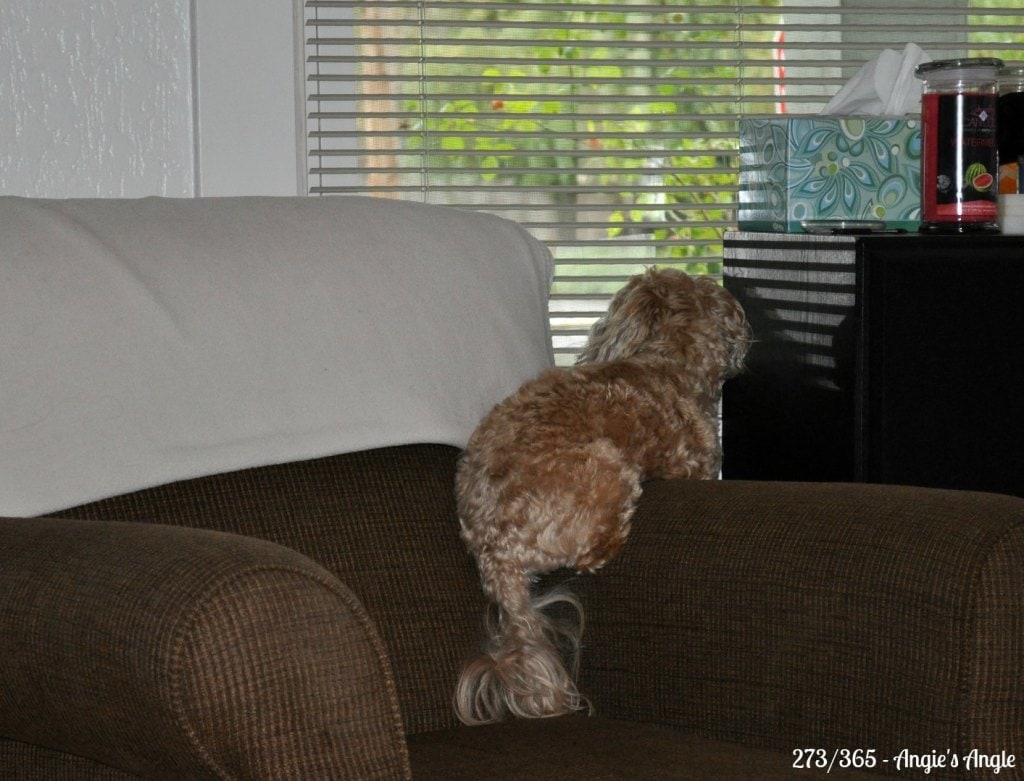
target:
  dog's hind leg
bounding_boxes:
[454,556,586,725]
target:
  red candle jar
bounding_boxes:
[915,57,1003,233]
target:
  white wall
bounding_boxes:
[0,0,302,198]
[191,0,303,197]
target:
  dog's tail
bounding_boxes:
[454,574,589,726]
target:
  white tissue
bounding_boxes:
[821,43,931,115]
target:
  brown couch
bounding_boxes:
[2,197,1022,779]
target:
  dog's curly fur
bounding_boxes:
[453,267,751,726]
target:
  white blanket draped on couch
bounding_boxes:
[0,195,554,516]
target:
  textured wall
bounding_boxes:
[0,0,193,198]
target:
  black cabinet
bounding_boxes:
[722,231,1024,497]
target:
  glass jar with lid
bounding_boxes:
[915,57,1003,233]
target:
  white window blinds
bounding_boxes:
[302,0,1023,362]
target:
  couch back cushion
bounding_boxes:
[1,195,553,516]
[52,444,485,736]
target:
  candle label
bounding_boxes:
[921,91,998,223]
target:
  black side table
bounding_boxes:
[722,231,1023,497]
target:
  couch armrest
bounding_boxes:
[0,516,411,780]
[577,480,1024,762]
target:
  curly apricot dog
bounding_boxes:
[454,267,750,725]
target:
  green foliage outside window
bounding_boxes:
[389,2,784,283]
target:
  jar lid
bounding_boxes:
[915,57,1004,79]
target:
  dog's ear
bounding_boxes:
[576,269,665,364]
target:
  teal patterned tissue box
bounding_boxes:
[739,117,922,232]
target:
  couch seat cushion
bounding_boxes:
[407,715,884,780]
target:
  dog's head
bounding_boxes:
[576,267,750,380]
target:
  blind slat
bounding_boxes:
[310,183,740,193]
[308,1,747,11]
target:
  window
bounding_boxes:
[302,0,1023,363]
